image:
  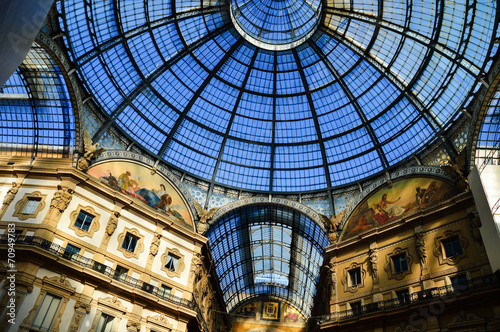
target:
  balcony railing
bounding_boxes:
[319,272,500,323]
[0,235,194,310]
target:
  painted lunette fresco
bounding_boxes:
[340,177,459,241]
[87,161,193,230]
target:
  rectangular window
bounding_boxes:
[451,274,468,290]
[122,233,138,252]
[22,197,41,214]
[350,301,362,316]
[442,237,463,257]
[114,265,129,282]
[74,211,94,231]
[392,254,408,273]
[348,267,361,286]
[63,244,80,261]
[165,254,179,272]
[396,289,410,305]
[31,293,62,331]
[95,313,114,332]
[158,284,172,299]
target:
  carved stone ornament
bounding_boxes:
[105,211,120,237]
[42,275,76,294]
[0,182,19,217]
[149,232,161,256]
[467,212,482,244]
[74,300,91,313]
[395,320,420,332]
[446,311,485,328]
[127,319,141,332]
[190,252,204,282]
[415,232,428,267]
[369,248,378,276]
[68,312,84,332]
[49,186,74,213]
[147,314,173,329]
[97,296,127,314]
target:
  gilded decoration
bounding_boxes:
[433,230,468,266]
[116,227,145,259]
[69,204,101,238]
[87,160,194,230]
[193,199,219,234]
[161,248,185,278]
[341,262,366,293]
[341,176,459,241]
[76,128,106,170]
[13,191,47,220]
[384,247,413,281]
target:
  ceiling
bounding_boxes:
[57,0,497,194]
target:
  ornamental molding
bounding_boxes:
[117,227,145,259]
[13,191,47,220]
[97,296,128,314]
[210,196,327,232]
[69,204,101,238]
[42,275,76,294]
[161,247,185,278]
[89,150,197,223]
[384,247,414,281]
[341,166,455,229]
[147,314,174,329]
[433,230,468,266]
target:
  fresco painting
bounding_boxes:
[87,161,193,230]
[340,177,458,241]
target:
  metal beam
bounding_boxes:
[291,48,333,188]
[307,40,390,169]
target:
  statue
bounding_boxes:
[76,129,106,170]
[369,248,378,277]
[415,232,427,267]
[193,200,219,235]
[467,212,482,244]
[150,233,161,256]
[48,186,74,218]
[325,260,337,298]
[441,148,469,192]
[190,253,204,281]
[1,182,19,216]
[319,210,345,243]
[105,211,120,237]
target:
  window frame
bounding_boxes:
[13,191,47,220]
[117,227,145,259]
[161,248,185,278]
[31,293,63,331]
[69,205,101,238]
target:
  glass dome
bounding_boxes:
[58,0,497,193]
[230,0,322,50]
